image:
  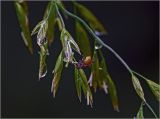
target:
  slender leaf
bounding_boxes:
[39,51,47,79]
[132,75,146,102]
[79,69,90,94]
[51,52,63,97]
[91,50,102,92]
[18,1,28,15]
[15,2,33,54]
[146,79,160,102]
[74,67,93,106]
[75,2,107,35]
[79,69,93,106]
[39,43,48,79]
[74,67,82,102]
[99,50,119,111]
[136,103,144,119]
[106,75,119,111]
[102,75,119,111]
[43,1,56,46]
[75,22,91,57]
[98,50,107,71]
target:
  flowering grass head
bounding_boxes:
[15,1,159,118]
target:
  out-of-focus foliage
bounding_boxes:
[43,1,56,46]
[75,22,91,57]
[136,103,144,119]
[146,79,160,102]
[15,1,33,54]
[51,52,63,97]
[74,2,107,35]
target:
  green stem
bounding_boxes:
[145,102,158,118]
[56,2,133,76]
[55,2,65,28]
[132,71,149,81]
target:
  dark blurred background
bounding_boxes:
[2,1,159,118]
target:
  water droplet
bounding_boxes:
[95,43,102,50]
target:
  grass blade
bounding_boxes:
[15,1,33,54]
[75,2,107,35]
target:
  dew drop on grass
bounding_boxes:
[95,43,102,50]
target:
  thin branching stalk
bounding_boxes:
[145,102,158,118]
[132,71,152,81]
[55,1,65,28]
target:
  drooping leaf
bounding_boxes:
[75,22,91,57]
[79,69,89,95]
[74,67,93,106]
[39,51,47,79]
[18,1,28,15]
[75,2,107,35]
[51,52,63,97]
[79,69,93,106]
[132,75,146,102]
[100,67,119,111]
[98,50,107,71]
[99,50,119,111]
[43,1,56,46]
[91,50,102,92]
[146,79,160,102]
[136,103,144,119]
[106,74,119,112]
[74,67,82,102]
[39,43,48,79]
[15,2,33,54]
